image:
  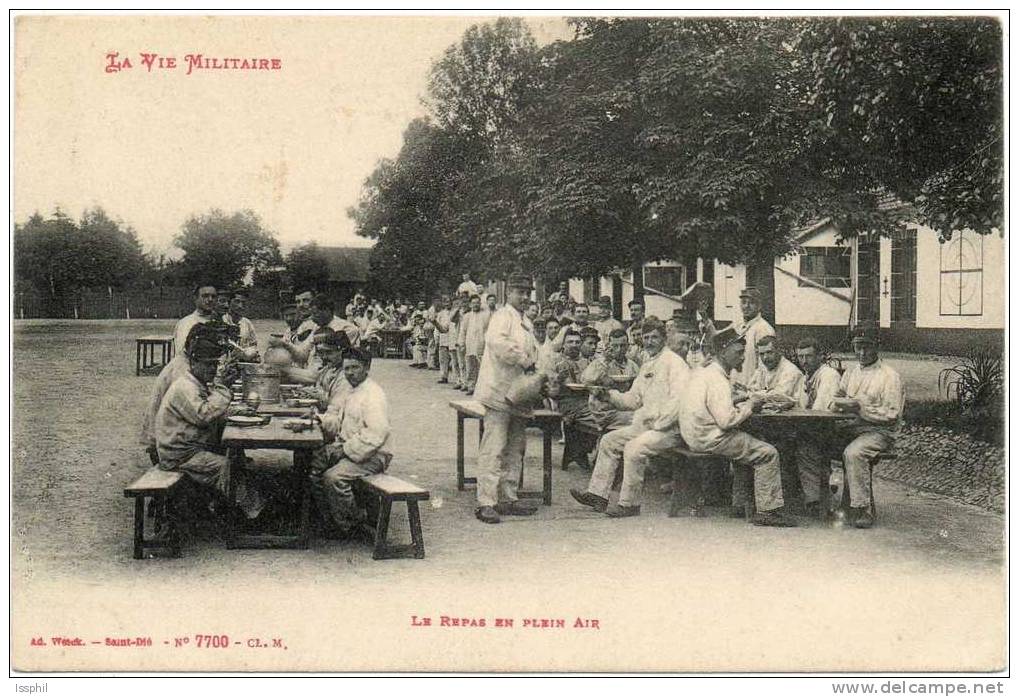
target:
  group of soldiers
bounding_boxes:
[139,270,905,542]
[141,283,395,539]
[461,275,904,529]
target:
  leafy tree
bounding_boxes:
[13,207,152,296]
[800,16,1003,239]
[283,242,332,293]
[174,209,282,289]
[350,119,478,300]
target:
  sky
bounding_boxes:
[13,15,572,257]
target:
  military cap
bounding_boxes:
[851,321,880,346]
[506,273,534,290]
[711,325,745,353]
[670,308,699,334]
[344,346,373,365]
[739,287,763,303]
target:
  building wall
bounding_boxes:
[713,261,746,326]
[914,226,1004,330]
[773,224,854,328]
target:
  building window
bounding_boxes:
[940,230,983,316]
[798,247,851,288]
[644,265,684,297]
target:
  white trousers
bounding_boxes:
[476,407,528,507]
[588,425,683,508]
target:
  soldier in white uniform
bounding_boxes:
[222,289,259,359]
[793,336,845,515]
[570,318,690,517]
[678,326,796,527]
[743,334,806,508]
[140,284,218,458]
[473,274,540,524]
[736,287,775,385]
[310,345,391,537]
[747,335,805,405]
[434,295,453,384]
[832,324,905,528]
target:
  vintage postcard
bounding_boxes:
[10,12,1006,675]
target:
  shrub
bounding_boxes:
[939,349,1003,411]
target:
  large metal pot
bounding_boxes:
[240,363,282,403]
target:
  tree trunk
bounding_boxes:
[631,260,645,305]
[745,256,776,326]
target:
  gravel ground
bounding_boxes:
[11,320,1007,672]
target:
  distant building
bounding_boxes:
[319,246,372,309]
[569,218,1003,355]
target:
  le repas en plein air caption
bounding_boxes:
[411,616,600,630]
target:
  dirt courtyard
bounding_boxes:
[11,320,1006,672]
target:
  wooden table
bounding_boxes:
[747,408,856,518]
[450,399,562,506]
[221,418,324,549]
[136,335,174,376]
[748,407,855,427]
[378,329,411,358]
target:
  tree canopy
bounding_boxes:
[350,17,1003,291]
[173,209,282,289]
[14,207,152,296]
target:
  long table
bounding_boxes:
[450,399,562,506]
[221,418,324,549]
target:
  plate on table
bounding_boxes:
[286,398,319,407]
[226,415,270,427]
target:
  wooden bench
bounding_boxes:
[355,473,429,560]
[667,448,737,518]
[124,467,185,559]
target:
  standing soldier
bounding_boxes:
[473,274,540,524]
[463,294,486,395]
[736,287,774,385]
[435,295,453,384]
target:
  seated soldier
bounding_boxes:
[223,288,259,358]
[831,323,905,529]
[579,325,600,361]
[140,318,238,461]
[747,335,805,406]
[678,327,796,527]
[154,324,265,522]
[742,334,807,508]
[548,328,598,469]
[581,328,639,431]
[407,314,428,367]
[310,330,351,411]
[793,336,844,516]
[309,347,392,538]
[569,318,690,517]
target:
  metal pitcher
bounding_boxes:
[240,363,281,403]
